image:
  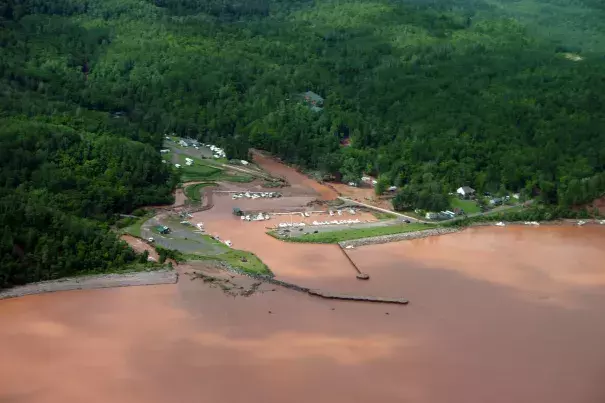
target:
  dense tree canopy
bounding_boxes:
[1,0,605,284]
[0,119,175,288]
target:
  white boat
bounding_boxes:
[495,222,506,227]
[577,220,587,226]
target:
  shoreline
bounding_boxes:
[468,219,605,227]
[197,261,409,304]
[339,227,460,248]
[336,219,605,248]
[0,270,178,301]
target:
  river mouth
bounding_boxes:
[3,153,605,403]
[2,226,605,403]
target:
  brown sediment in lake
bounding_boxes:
[251,150,339,200]
[3,223,605,402]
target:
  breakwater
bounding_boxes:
[339,227,460,248]
[218,262,406,304]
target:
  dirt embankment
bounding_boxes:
[329,182,395,211]
[0,270,178,300]
[581,196,605,215]
[121,235,159,261]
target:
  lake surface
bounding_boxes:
[1,226,605,403]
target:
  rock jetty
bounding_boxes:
[339,227,460,248]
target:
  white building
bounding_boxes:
[456,186,475,198]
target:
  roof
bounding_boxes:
[303,91,324,103]
[459,186,475,193]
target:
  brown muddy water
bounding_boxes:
[2,226,605,403]
[251,150,339,200]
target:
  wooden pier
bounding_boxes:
[338,245,370,280]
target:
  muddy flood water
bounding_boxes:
[2,226,605,403]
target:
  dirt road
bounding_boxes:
[339,197,426,222]
[121,235,159,261]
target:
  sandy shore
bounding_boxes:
[0,270,178,300]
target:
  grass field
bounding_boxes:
[121,213,154,237]
[184,182,215,202]
[177,154,253,183]
[188,236,272,275]
[270,223,435,243]
[450,197,481,214]
[372,211,397,220]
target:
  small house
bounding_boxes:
[301,91,324,112]
[456,186,476,199]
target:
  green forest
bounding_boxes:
[1,0,605,286]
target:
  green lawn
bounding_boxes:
[450,197,481,214]
[121,213,154,237]
[176,154,252,182]
[188,235,272,275]
[270,223,435,244]
[177,155,222,181]
[184,182,215,202]
[372,211,397,220]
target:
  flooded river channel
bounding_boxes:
[2,226,605,403]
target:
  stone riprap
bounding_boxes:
[338,227,460,248]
